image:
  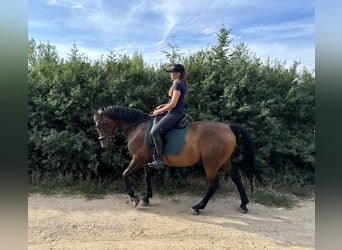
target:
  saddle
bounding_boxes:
[144,114,189,155]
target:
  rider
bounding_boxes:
[148,63,187,170]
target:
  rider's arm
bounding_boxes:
[152,90,180,116]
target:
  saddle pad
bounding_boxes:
[144,119,188,155]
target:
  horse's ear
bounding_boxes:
[91,108,99,116]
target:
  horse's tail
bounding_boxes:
[229,123,264,192]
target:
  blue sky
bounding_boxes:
[28,0,315,71]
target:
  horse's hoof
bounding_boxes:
[131,197,140,207]
[140,200,149,207]
[237,207,248,213]
[191,208,200,215]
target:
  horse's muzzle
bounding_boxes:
[99,136,114,150]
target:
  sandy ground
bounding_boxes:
[28,193,315,250]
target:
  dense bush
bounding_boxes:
[28,27,315,189]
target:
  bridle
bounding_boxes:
[95,112,152,143]
[96,116,115,143]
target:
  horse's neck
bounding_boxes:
[105,106,149,136]
[125,122,146,143]
[118,119,148,138]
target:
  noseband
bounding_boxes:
[98,134,114,141]
[96,118,114,142]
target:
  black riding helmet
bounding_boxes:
[165,63,185,76]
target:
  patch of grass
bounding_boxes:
[28,175,127,199]
[287,184,315,198]
[29,172,314,208]
[29,181,64,195]
[250,189,297,208]
[261,174,315,199]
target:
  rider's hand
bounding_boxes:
[152,109,160,116]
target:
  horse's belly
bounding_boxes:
[163,154,199,167]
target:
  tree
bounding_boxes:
[162,32,184,64]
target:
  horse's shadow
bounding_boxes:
[129,194,309,247]
[134,194,277,225]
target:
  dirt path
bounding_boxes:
[28,193,314,250]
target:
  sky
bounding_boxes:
[28,0,315,71]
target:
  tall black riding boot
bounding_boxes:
[148,134,165,169]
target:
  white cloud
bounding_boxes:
[29,0,314,70]
[201,27,216,36]
[46,0,57,5]
[248,42,315,71]
[46,0,83,8]
[242,20,314,41]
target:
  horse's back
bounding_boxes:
[164,121,236,167]
[188,121,236,144]
[191,121,236,167]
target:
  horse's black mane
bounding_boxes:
[99,106,150,124]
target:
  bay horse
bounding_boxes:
[92,106,263,214]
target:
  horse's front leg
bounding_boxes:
[141,166,153,206]
[122,158,141,207]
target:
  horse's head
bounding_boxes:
[92,108,117,149]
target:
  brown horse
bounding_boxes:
[92,106,263,214]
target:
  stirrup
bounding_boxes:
[148,160,165,169]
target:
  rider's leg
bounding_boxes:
[148,111,185,169]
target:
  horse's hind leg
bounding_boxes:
[231,168,250,213]
[222,160,249,213]
[192,173,220,214]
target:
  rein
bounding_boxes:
[124,115,152,132]
[97,115,152,141]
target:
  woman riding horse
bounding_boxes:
[92,106,264,214]
[149,63,187,170]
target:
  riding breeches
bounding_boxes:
[150,111,185,138]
